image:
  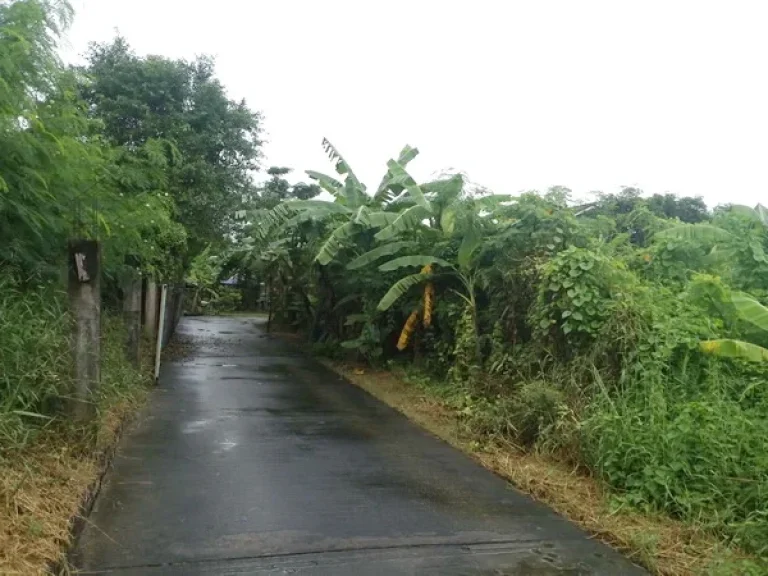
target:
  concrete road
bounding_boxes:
[73,316,645,575]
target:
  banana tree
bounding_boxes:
[262,139,424,265]
[344,161,514,357]
[700,292,768,362]
[376,228,487,358]
[655,204,768,278]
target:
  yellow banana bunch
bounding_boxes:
[423,283,434,328]
[397,309,420,351]
[397,264,435,351]
[420,264,434,328]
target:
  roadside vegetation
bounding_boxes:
[0,1,267,572]
[3,1,768,574]
[237,142,768,573]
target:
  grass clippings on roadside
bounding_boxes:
[324,361,764,576]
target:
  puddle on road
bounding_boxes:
[182,419,210,434]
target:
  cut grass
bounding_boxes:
[324,361,765,576]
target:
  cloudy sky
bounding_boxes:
[62,0,768,207]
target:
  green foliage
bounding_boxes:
[532,247,621,348]
[0,275,149,451]
[509,380,566,447]
[0,275,70,447]
[234,140,768,561]
[378,255,451,272]
[447,304,480,386]
[1,2,262,279]
[583,365,768,555]
[700,339,768,362]
[81,37,263,261]
[377,272,430,311]
[0,0,263,464]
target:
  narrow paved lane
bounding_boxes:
[74,316,645,575]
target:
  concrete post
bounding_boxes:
[154,284,168,382]
[143,279,158,338]
[123,272,141,367]
[68,239,100,421]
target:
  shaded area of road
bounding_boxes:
[73,316,645,575]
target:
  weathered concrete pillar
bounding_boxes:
[154,284,169,381]
[68,239,100,421]
[123,272,141,367]
[143,279,158,338]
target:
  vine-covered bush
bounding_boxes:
[531,247,621,352]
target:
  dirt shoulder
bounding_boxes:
[322,361,762,576]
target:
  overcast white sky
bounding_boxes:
[62,0,768,208]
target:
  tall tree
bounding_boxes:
[80,39,263,260]
[0,0,99,272]
[258,166,320,209]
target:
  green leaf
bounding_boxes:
[12,410,51,420]
[366,211,399,228]
[440,206,457,235]
[347,241,415,270]
[731,292,768,332]
[729,205,760,221]
[655,224,734,244]
[377,273,428,311]
[474,194,513,209]
[571,311,583,321]
[457,226,482,270]
[700,339,768,362]
[756,204,768,227]
[306,170,344,198]
[342,174,367,208]
[285,199,350,214]
[750,241,768,263]
[96,213,111,236]
[321,138,362,187]
[396,144,420,167]
[378,255,451,272]
[386,160,431,210]
[373,145,420,201]
[374,204,433,241]
[423,175,464,207]
[315,221,357,265]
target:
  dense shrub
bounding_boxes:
[583,368,768,555]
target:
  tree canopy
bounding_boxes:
[0,1,264,279]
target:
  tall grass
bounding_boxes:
[0,275,71,449]
[583,360,768,556]
[0,276,152,574]
[0,275,151,452]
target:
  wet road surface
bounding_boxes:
[73,316,646,575]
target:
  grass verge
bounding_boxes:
[0,326,153,575]
[323,361,764,576]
